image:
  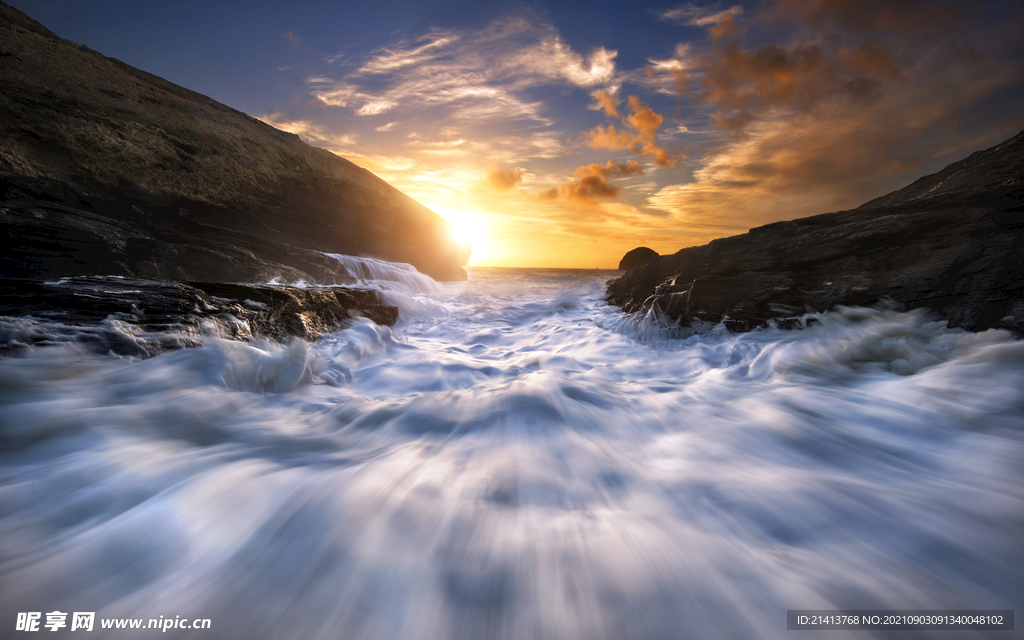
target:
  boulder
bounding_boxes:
[618,247,659,271]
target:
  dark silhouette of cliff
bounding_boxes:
[607,130,1024,334]
[0,1,470,283]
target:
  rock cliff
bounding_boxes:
[606,130,1024,334]
[0,1,470,283]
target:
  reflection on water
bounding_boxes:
[1,264,1022,639]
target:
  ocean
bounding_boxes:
[1,261,1021,639]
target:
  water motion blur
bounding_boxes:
[1,260,1022,639]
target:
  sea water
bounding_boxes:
[1,262,1021,639]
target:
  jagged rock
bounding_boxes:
[618,247,659,271]
[0,2,469,283]
[0,276,398,357]
[606,130,1024,335]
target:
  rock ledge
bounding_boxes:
[0,276,398,356]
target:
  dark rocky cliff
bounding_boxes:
[606,130,1024,334]
[0,2,470,283]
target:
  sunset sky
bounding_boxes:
[13,0,1024,267]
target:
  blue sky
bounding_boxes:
[11,0,1024,267]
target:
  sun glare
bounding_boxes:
[433,206,490,266]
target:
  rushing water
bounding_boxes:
[1,263,1022,639]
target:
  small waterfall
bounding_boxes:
[322,253,443,294]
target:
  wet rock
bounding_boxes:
[617,247,659,271]
[0,276,398,356]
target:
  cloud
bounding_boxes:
[340,151,417,174]
[505,39,617,87]
[577,159,645,179]
[310,71,543,121]
[542,160,645,205]
[463,133,565,163]
[280,31,302,48]
[298,17,602,182]
[561,174,621,202]
[358,31,461,75]
[410,138,469,157]
[306,80,359,107]
[666,13,908,131]
[592,90,619,117]
[255,113,356,147]
[642,46,695,96]
[355,100,397,116]
[486,168,525,191]
[582,96,678,166]
[308,17,618,125]
[659,4,744,26]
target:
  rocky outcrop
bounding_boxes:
[0,276,398,357]
[0,2,469,283]
[618,247,659,271]
[606,130,1024,334]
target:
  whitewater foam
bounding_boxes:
[323,252,444,295]
[1,264,1021,639]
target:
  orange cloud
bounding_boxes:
[584,124,636,149]
[486,167,525,190]
[561,174,621,202]
[538,186,559,200]
[582,96,678,166]
[575,159,645,180]
[593,90,619,117]
[626,96,665,142]
[541,160,645,205]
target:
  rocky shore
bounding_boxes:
[0,276,397,357]
[0,1,474,353]
[608,130,1024,335]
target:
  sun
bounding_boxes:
[432,206,490,266]
[449,217,477,245]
